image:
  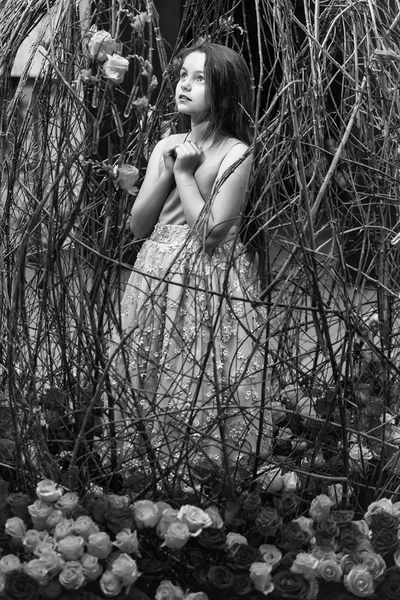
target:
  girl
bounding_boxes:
[111,42,272,479]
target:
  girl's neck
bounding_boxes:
[188,121,215,146]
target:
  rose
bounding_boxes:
[279,521,312,551]
[44,509,65,532]
[258,467,284,493]
[371,528,399,555]
[228,543,262,570]
[87,495,109,523]
[34,548,64,577]
[293,516,315,537]
[57,535,85,560]
[377,565,400,600]
[327,483,344,507]
[204,506,224,528]
[340,554,360,576]
[0,554,22,574]
[100,570,123,597]
[177,505,212,533]
[59,560,86,590]
[111,553,140,586]
[0,572,5,594]
[38,578,63,599]
[6,492,30,521]
[156,508,179,538]
[138,557,165,582]
[362,551,386,580]
[134,500,160,528]
[290,553,319,580]
[370,511,399,533]
[108,494,129,510]
[113,528,140,554]
[249,562,273,594]
[73,515,100,539]
[351,520,369,535]
[88,30,116,62]
[5,516,26,544]
[197,527,226,550]
[115,165,139,194]
[316,558,342,582]
[274,493,300,517]
[226,532,248,550]
[344,565,375,597]
[315,516,339,547]
[349,445,372,474]
[282,471,300,492]
[55,492,80,516]
[364,498,394,524]
[80,553,103,581]
[331,510,355,528]
[162,522,191,549]
[2,571,40,600]
[309,495,333,523]
[155,579,185,600]
[242,492,262,521]
[255,506,282,537]
[28,500,54,530]
[36,479,63,503]
[271,570,310,600]
[184,594,209,600]
[131,11,149,35]
[259,544,282,567]
[54,518,75,539]
[103,54,130,84]
[338,526,363,552]
[105,505,135,535]
[87,532,113,559]
[207,565,234,589]
[23,559,49,586]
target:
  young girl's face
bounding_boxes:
[176,51,208,123]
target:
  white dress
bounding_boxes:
[110,137,272,475]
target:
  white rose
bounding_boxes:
[111,553,140,586]
[80,553,103,581]
[23,558,49,586]
[59,560,86,590]
[113,529,140,555]
[0,554,22,574]
[133,500,160,528]
[100,570,123,596]
[36,479,63,503]
[177,505,212,533]
[57,535,85,561]
[103,54,130,84]
[88,30,116,62]
[55,492,80,515]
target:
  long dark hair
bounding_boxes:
[178,43,253,144]
[177,43,267,286]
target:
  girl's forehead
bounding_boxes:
[182,51,206,71]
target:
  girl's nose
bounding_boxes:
[181,80,191,91]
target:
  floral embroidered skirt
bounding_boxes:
[110,222,272,471]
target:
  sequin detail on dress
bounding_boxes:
[110,222,272,470]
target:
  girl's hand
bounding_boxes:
[173,141,203,177]
[162,141,178,176]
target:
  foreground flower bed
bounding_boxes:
[1,479,400,599]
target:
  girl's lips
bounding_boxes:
[178,95,191,101]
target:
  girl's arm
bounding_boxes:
[129,137,177,239]
[174,141,251,251]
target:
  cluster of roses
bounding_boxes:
[2,480,400,599]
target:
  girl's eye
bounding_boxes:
[197,75,204,82]
[180,72,187,80]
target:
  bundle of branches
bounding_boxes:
[1,0,400,507]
